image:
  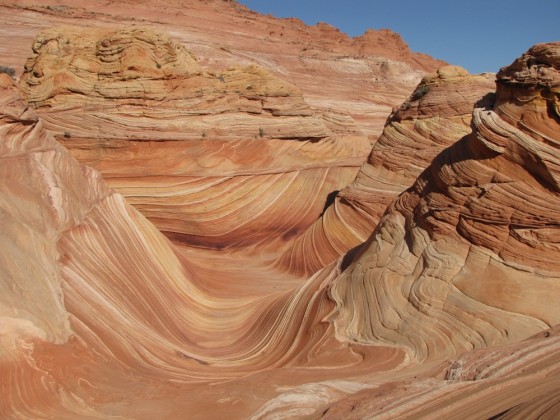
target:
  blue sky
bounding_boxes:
[237,0,559,74]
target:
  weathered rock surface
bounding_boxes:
[329,43,560,363]
[321,326,560,418]
[0,75,405,419]
[1,2,559,417]
[0,0,445,138]
[20,27,371,250]
[278,65,495,275]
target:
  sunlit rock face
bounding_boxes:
[2,4,559,416]
[0,0,445,139]
[320,325,560,419]
[0,73,406,419]
[20,27,372,251]
[0,74,182,416]
[329,43,560,362]
[278,65,495,275]
[0,73,97,346]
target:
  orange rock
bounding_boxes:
[0,76,340,418]
[0,0,444,138]
[1,2,559,417]
[21,27,371,250]
[329,43,560,364]
[277,65,495,275]
[321,326,560,418]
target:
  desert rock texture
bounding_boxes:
[19,26,372,253]
[0,0,444,138]
[277,65,495,275]
[0,0,559,418]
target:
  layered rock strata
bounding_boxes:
[2,33,560,420]
[278,65,495,275]
[320,326,560,418]
[0,0,445,138]
[21,27,371,251]
[329,43,560,362]
[1,6,558,418]
[0,74,403,418]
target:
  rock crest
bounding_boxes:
[330,43,560,364]
[0,3,559,417]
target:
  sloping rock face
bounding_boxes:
[21,27,371,251]
[0,74,184,416]
[329,43,560,362]
[0,74,402,419]
[0,73,103,346]
[3,34,560,419]
[278,66,495,275]
[321,326,560,418]
[0,0,445,138]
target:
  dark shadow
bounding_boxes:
[474,92,496,111]
[318,190,340,219]
[340,243,366,272]
[487,406,519,420]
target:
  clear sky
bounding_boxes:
[237,0,559,74]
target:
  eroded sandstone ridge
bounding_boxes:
[21,27,371,251]
[0,0,445,138]
[277,66,495,275]
[325,42,560,403]
[1,5,559,419]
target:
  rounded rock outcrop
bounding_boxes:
[21,27,371,251]
[276,66,495,275]
[329,42,560,361]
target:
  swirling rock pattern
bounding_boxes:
[2,67,408,418]
[330,43,560,363]
[2,65,396,418]
[278,66,495,275]
[1,13,559,420]
[0,0,445,138]
[320,326,560,418]
[0,74,111,345]
[21,27,371,251]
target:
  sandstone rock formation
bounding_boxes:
[329,43,560,363]
[20,26,371,251]
[0,0,445,138]
[0,73,404,418]
[277,65,495,275]
[321,326,560,418]
[1,1,559,417]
